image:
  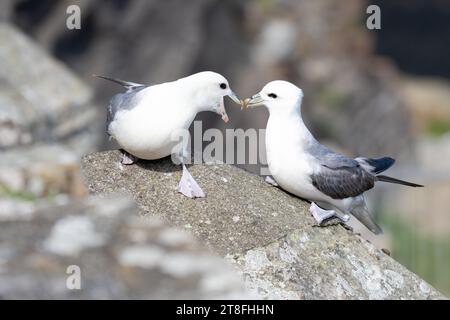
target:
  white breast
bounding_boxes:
[265,114,319,200]
[109,87,196,160]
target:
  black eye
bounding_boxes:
[268,93,277,99]
[220,83,227,89]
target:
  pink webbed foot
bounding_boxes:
[265,176,279,187]
[178,164,206,198]
[309,202,350,225]
[120,151,137,165]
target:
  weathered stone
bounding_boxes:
[0,196,248,299]
[82,150,310,256]
[0,24,104,201]
[81,150,446,299]
[0,144,86,198]
[0,23,101,153]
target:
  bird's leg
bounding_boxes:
[120,150,137,165]
[178,164,206,198]
[265,176,279,187]
[175,148,205,198]
[309,202,350,225]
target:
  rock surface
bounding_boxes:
[81,150,445,299]
[0,196,248,299]
[0,23,101,153]
[0,24,102,198]
[0,144,86,198]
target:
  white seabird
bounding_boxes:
[245,80,423,234]
[95,71,241,198]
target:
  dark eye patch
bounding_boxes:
[220,83,227,89]
[268,93,277,99]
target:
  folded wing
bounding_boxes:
[311,165,375,199]
[307,141,376,199]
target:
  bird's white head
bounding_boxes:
[181,71,241,123]
[244,80,304,115]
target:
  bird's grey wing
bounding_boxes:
[310,165,375,199]
[306,140,359,169]
[307,140,375,199]
[106,86,147,135]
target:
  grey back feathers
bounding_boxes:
[94,75,148,135]
[306,139,359,169]
[106,87,147,134]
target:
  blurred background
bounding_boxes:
[0,0,449,295]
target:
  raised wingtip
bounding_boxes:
[92,74,107,80]
[385,156,396,165]
[415,183,425,188]
[377,175,424,188]
[372,228,383,235]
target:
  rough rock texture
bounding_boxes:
[0,196,248,299]
[0,24,102,197]
[0,23,101,152]
[81,150,445,299]
[83,151,310,256]
[0,144,86,198]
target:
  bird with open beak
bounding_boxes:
[95,71,241,198]
[244,80,423,234]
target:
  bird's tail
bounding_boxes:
[92,74,144,90]
[350,204,383,235]
[356,156,395,174]
[376,175,424,187]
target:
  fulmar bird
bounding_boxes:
[245,80,423,234]
[95,71,241,198]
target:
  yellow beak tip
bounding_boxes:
[241,98,250,109]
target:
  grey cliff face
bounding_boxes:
[0,196,247,299]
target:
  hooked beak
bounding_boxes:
[217,101,229,123]
[218,91,242,123]
[227,91,242,105]
[243,93,264,109]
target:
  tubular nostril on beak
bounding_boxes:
[227,91,242,105]
[244,93,264,108]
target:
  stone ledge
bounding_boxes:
[81,150,446,299]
